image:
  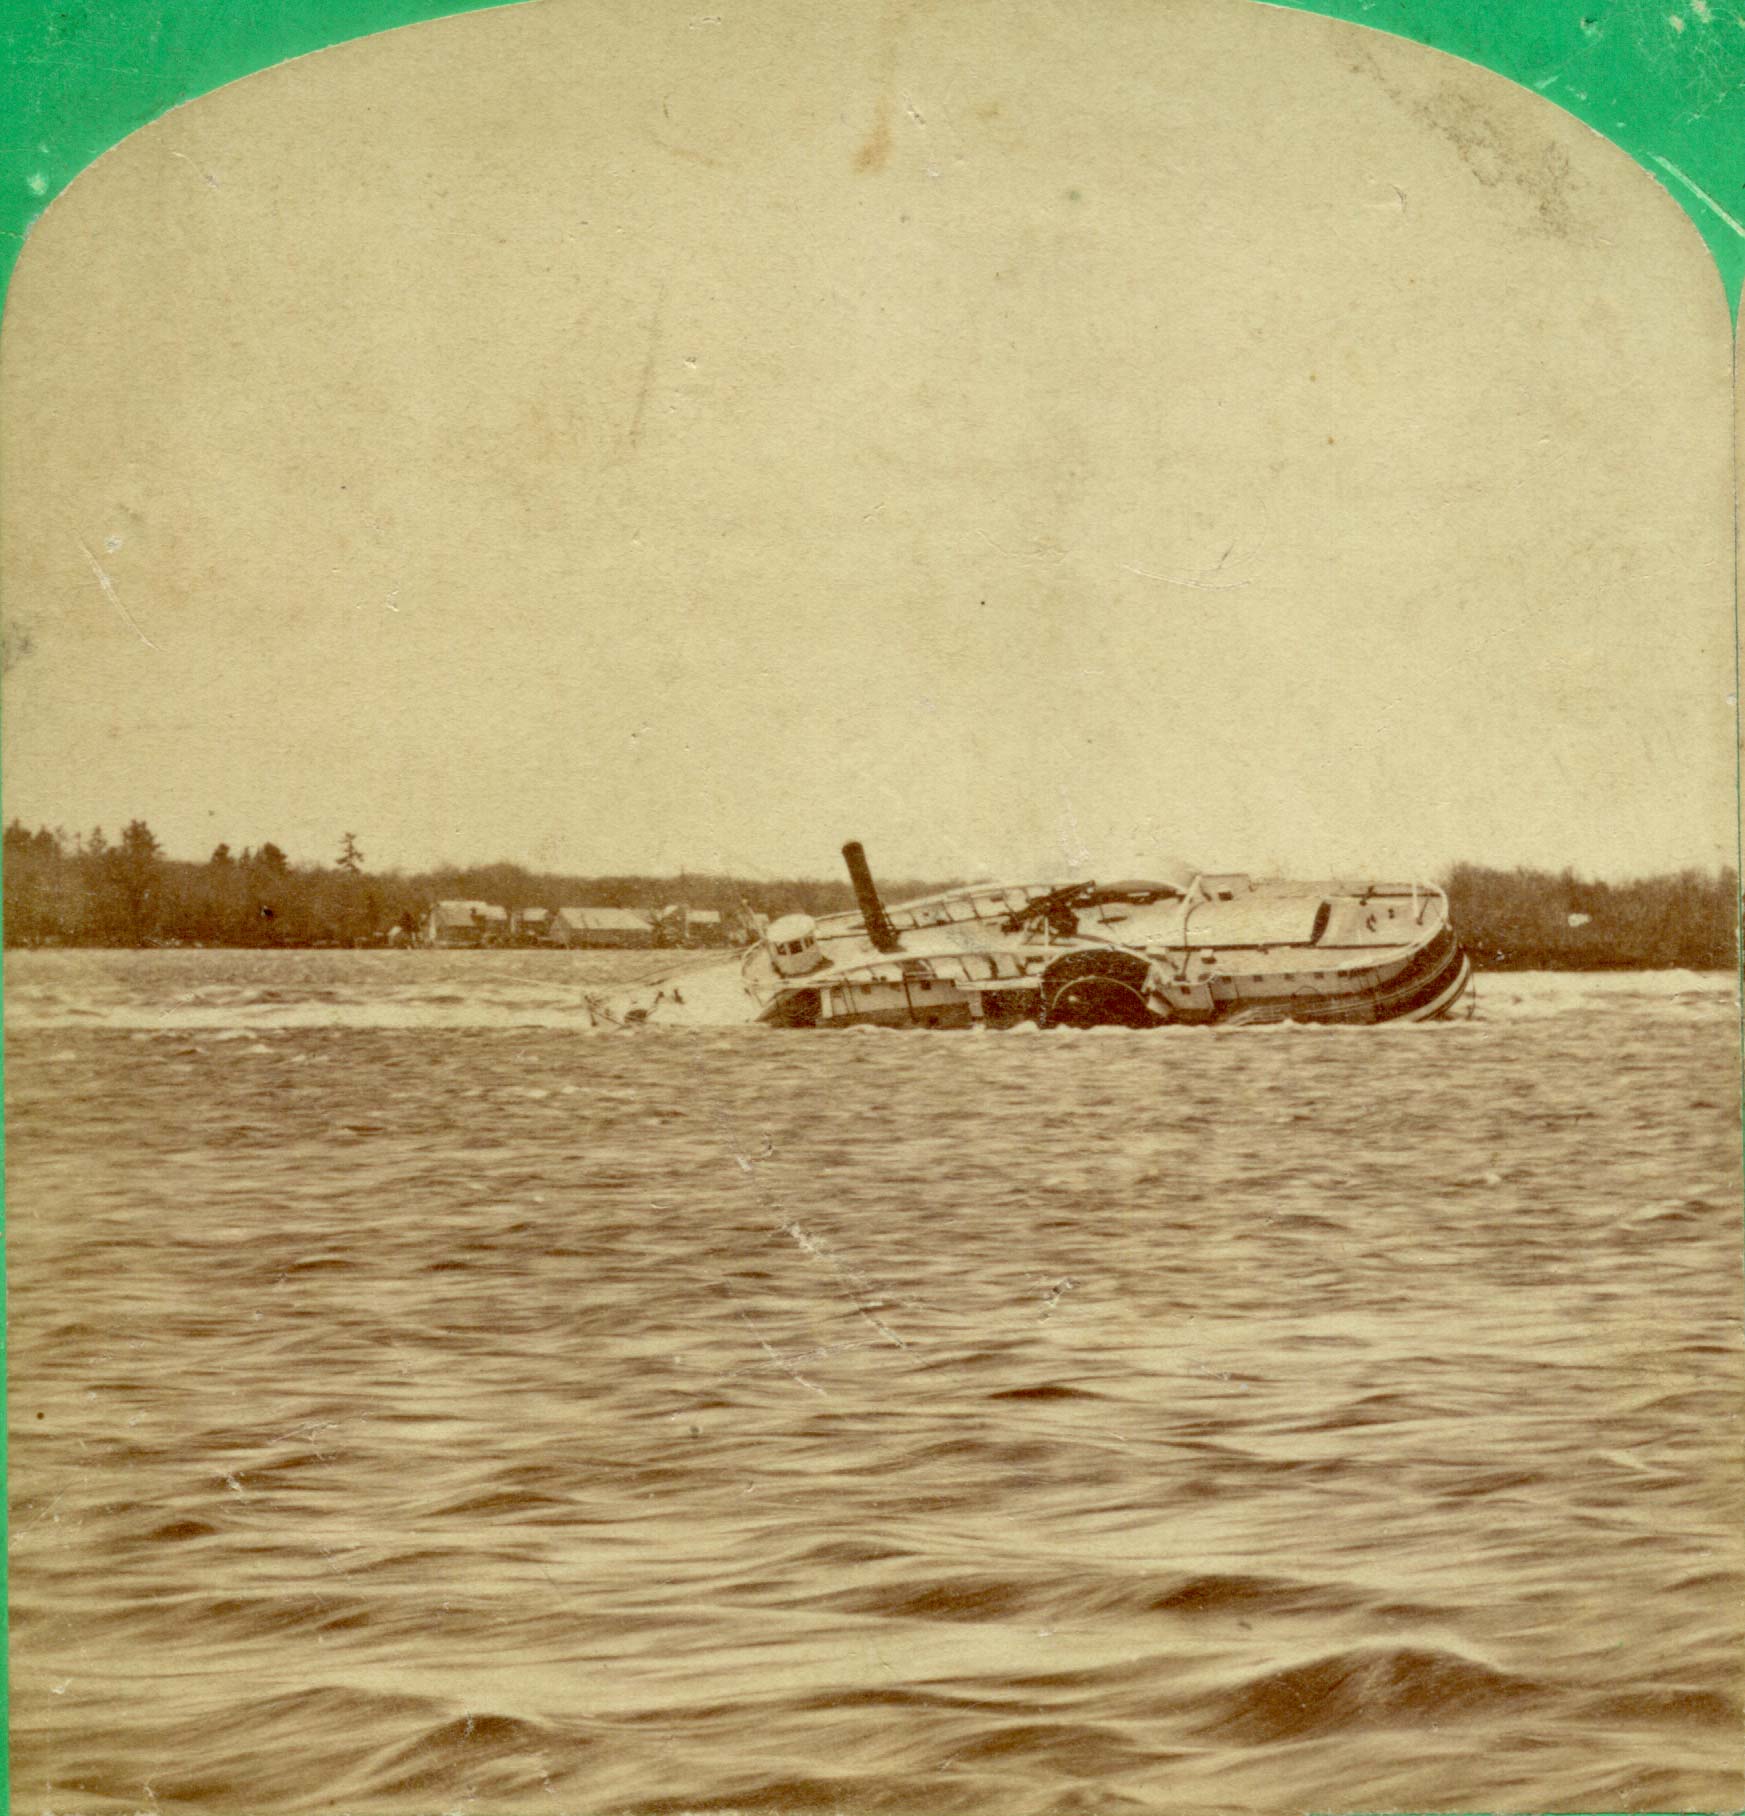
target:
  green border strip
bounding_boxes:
[1271,0,1745,307]
[0,0,512,295]
[1,0,1742,306]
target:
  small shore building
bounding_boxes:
[653,904,731,947]
[512,907,553,944]
[551,906,655,949]
[684,908,726,946]
[425,900,509,947]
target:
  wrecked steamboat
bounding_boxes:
[595,842,1472,1031]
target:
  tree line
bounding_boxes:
[0,822,912,951]
[1444,861,1737,972]
[1,820,1737,968]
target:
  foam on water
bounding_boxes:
[3,948,1736,1031]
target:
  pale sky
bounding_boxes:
[2,0,1735,884]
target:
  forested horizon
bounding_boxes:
[1,819,1737,970]
[0,821,930,952]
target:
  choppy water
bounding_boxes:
[7,952,1742,1815]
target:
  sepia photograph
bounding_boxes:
[3,1,1740,1811]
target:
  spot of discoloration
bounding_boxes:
[625,279,670,452]
[170,150,219,189]
[1353,44,1577,239]
[644,127,723,170]
[2,621,35,675]
[1428,89,1574,234]
[855,98,893,173]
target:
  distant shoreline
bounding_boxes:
[3,822,1737,972]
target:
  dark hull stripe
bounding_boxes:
[1282,930,1468,1024]
[787,927,1471,1029]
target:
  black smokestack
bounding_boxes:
[842,841,901,953]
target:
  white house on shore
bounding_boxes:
[550,906,655,949]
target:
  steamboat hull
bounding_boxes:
[763,923,1472,1031]
[595,848,1473,1032]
